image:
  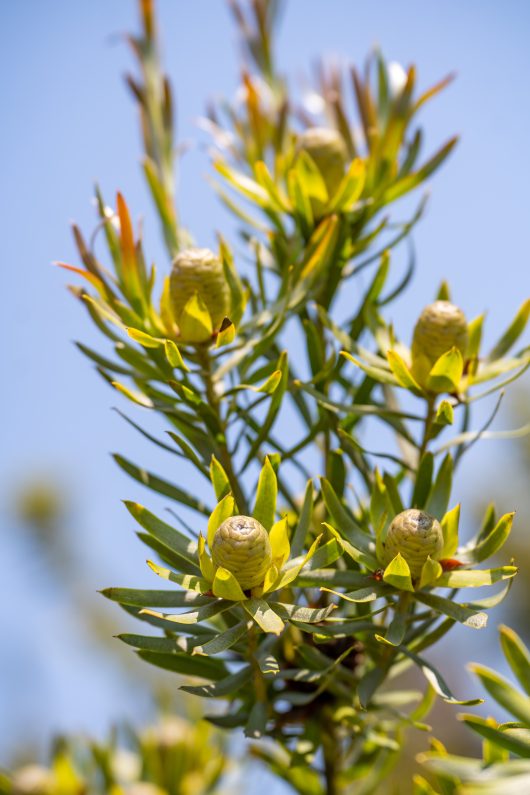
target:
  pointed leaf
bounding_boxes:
[383,553,414,592]
[212,567,247,601]
[253,456,277,530]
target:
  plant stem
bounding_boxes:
[197,346,249,513]
[322,719,339,795]
[418,395,435,463]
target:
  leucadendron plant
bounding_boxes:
[57,1,530,793]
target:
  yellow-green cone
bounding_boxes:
[411,300,468,386]
[169,248,230,342]
[211,515,272,590]
[382,509,443,578]
[297,127,348,213]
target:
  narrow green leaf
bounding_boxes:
[458,714,530,758]
[489,299,530,361]
[138,650,227,680]
[412,452,434,508]
[465,512,515,563]
[210,455,231,501]
[437,565,517,589]
[499,625,530,696]
[290,479,313,558]
[440,503,460,558]
[194,619,250,656]
[124,501,198,568]
[207,495,236,549]
[387,350,424,394]
[245,702,268,740]
[243,598,285,635]
[114,455,211,515]
[253,456,277,530]
[164,339,189,371]
[418,556,442,589]
[180,665,252,698]
[469,662,530,725]
[425,453,453,520]
[101,587,210,608]
[415,591,488,628]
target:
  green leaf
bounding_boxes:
[328,158,366,211]
[387,350,424,394]
[415,591,488,628]
[140,599,232,626]
[181,665,252,698]
[290,480,313,558]
[194,619,251,656]
[101,587,210,608]
[147,560,209,593]
[207,495,236,549]
[253,456,277,530]
[294,150,328,203]
[377,610,407,646]
[383,553,414,592]
[137,650,227,680]
[437,565,517,589]
[324,523,378,571]
[179,293,213,343]
[320,477,374,555]
[418,556,442,589]
[164,339,189,370]
[427,347,463,393]
[118,634,181,653]
[425,453,453,520]
[469,662,530,725]
[489,299,530,361]
[500,625,530,696]
[358,666,387,708]
[412,453,434,508]
[459,714,530,758]
[212,567,247,601]
[272,602,336,624]
[197,534,215,581]
[126,327,162,348]
[243,598,285,635]
[401,647,483,706]
[269,517,290,569]
[114,455,212,516]
[433,399,454,428]
[340,350,399,386]
[254,161,291,211]
[124,501,199,569]
[210,455,231,501]
[245,702,268,740]
[465,512,515,563]
[242,351,289,470]
[440,503,460,558]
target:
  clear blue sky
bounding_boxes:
[1,0,529,783]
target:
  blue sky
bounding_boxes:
[1,0,530,784]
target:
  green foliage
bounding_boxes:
[47,0,530,793]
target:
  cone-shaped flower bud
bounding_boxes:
[411,300,468,386]
[169,248,230,344]
[211,515,272,590]
[297,127,348,209]
[382,509,443,578]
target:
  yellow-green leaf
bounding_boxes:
[383,553,414,592]
[178,293,213,344]
[212,567,246,601]
[387,350,424,394]
[198,533,215,581]
[427,347,463,393]
[269,517,290,569]
[441,503,460,558]
[419,556,442,589]
[253,456,277,530]
[165,339,189,371]
[207,495,235,549]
